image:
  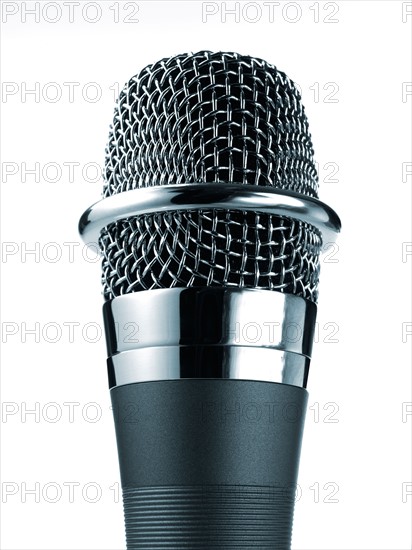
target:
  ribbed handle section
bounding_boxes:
[123,485,294,549]
[111,379,308,550]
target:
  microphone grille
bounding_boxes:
[100,51,322,302]
[103,51,318,197]
[100,211,321,300]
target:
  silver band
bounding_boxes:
[108,348,309,388]
[103,287,317,389]
[79,184,341,246]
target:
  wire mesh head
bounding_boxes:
[103,50,318,196]
[100,51,322,302]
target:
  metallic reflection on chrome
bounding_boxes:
[104,288,316,389]
[79,184,341,247]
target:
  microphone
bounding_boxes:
[79,51,340,549]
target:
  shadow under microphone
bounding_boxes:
[79,50,341,549]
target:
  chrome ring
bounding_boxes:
[79,184,341,247]
[108,347,309,389]
[103,288,316,389]
[103,288,316,358]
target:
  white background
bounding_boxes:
[1,1,411,549]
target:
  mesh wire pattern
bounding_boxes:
[100,51,322,302]
[100,210,321,302]
[103,51,318,197]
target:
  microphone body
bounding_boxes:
[79,51,340,548]
[112,382,307,548]
[106,287,312,548]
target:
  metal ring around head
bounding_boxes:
[78,184,341,247]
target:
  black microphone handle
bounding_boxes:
[111,378,307,549]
